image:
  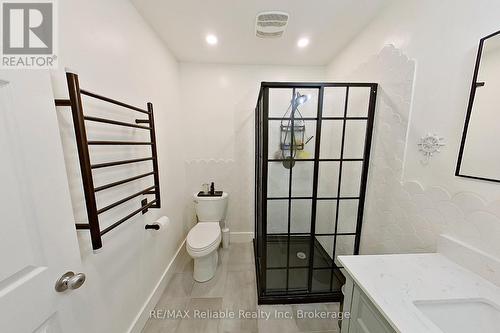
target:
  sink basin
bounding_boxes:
[414,298,500,333]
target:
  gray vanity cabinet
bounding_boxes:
[341,274,396,333]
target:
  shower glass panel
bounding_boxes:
[254,82,377,304]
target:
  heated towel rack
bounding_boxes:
[55,72,161,251]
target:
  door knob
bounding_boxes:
[55,271,86,292]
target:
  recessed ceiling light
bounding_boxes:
[206,34,218,45]
[297,37,310,48]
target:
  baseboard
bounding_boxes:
[230,231,254,243]
[127,238,187,333]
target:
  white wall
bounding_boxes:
[326,0,500,257]
[327,0,500,200]
[180,63,325,234]
[50,0,188,332]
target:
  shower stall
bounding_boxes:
[254,82,377,304]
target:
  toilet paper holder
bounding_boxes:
[145,216,169,230]
[145,224,160,230]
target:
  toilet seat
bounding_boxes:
[186,222,221,257]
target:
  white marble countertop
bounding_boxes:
[338,252,500,333]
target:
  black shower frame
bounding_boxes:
[254,82,378,304]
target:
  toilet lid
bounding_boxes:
[187,223,220,250]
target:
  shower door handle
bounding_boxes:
[55,271,86,292]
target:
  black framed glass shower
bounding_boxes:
[254,82,378,304]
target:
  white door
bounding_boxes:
[0,70,83,333]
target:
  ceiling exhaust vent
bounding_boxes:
[255,11,289,38]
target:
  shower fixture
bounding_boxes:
[295,92,310,105]
[279,92,313,168]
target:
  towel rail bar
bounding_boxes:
[91,157,153,169]
[80,89,150,114]
[97,185,156,214]
[54,72,161,251]
[84,115,152,130]
[94,171,155,192]
[88,141,153,145]
[100,199,157,236]
[55,99,71,106]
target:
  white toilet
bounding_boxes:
[187,192,228,282]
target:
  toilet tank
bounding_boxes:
[193,192,229,222]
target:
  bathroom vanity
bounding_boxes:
[340,274,394,333]
[338,236,500,333]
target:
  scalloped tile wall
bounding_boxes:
[341,45,500,260]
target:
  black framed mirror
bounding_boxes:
[456,29,500,183]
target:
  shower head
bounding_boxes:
[294,92,311,105]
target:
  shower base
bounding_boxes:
[254,235,345,304]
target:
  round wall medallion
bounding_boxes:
[418,133,445,164]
